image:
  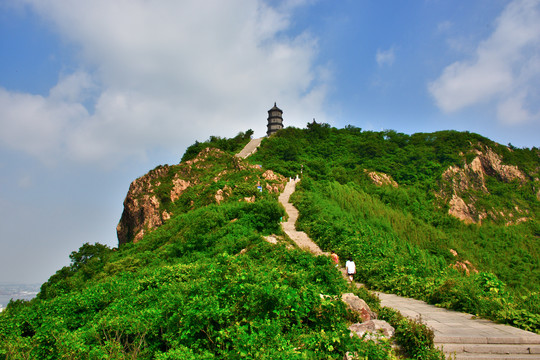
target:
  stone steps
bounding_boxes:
[376,292,540,360]
[450,354,540,360]
[437,336,540,359]
[435,327,540,360]
[436,336,540,344]
[235,137,263,158]
[439,343,540,354]
[278,179,327,256]
[274,178,540,360]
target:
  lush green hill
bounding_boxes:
[1,137,444,360]
[249,123,540,331]
[1,125,538,359]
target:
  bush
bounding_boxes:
[379,307,445,360]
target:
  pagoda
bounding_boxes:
[266,102,284,136]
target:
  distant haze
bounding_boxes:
[0,284,40,309]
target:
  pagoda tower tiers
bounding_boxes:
[266,102,284,136]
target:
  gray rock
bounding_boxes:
[349,320,395,341]
[341,293,376,322]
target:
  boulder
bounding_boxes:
[341,293,376,322]
[349,320,395,340]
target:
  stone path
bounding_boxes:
[278,179,327,256]
[377,292,540,359]
[236,140,540,360]
[235,137,263,159]
[276,178,540,360]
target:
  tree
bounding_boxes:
[70,242,111,270]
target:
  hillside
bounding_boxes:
[250,124,540,289]
[1,133,433,360]
[248,124,540,331]
[0,125,538,359]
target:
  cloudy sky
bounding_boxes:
[1,0,539,284]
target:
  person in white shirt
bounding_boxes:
[345,257,356,282]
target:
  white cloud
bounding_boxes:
[497,91,539,124]
[376,47,395,67]
[0,0,328,165]
[0,86,88,163]
[429,0,540,125]
[428,60,513,111]
[49,71,97,103]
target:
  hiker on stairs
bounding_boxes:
[331,251,339,267]
[345,257,356,282]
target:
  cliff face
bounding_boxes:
[117,147,286,246]
[437,144,534,225]
[116,165,172,245]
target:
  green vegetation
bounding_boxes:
[249,124,540,332]
[2,141,428,360]
[2,200,393,359]
[148,148,282,217]
[181,129,254,162]
[379,307,444,360]
[1,124,538,359]
[291,179,539,332]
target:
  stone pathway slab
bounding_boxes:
[278,179,326,256]
[235,137,263,159]
[376,292,540,359]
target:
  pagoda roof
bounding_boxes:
[268,102,282,112]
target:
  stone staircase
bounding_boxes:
[235,141,323,255]
[235,137,263,159]
[441,342,540,359]
[276,177,540,359]
[234,140,540,359]
[277,177,540,360]
[278,179,328,256]
[437,335,540,359]
[377,292,540,359]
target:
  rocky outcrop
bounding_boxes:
[117,147,287,246]
[452,260,478,275]
[476,147,526,183]
[448,249,478,276]
[215,186,232,204]
[116,165,173,245]
[262,170,285,192]
[365,170,398,188]
[348,320,395,340]
[447,193,479,224]
[438,145,529,224]
[341,293,395,344]
[170,177,191,202]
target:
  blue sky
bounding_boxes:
[1,0,539,284]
